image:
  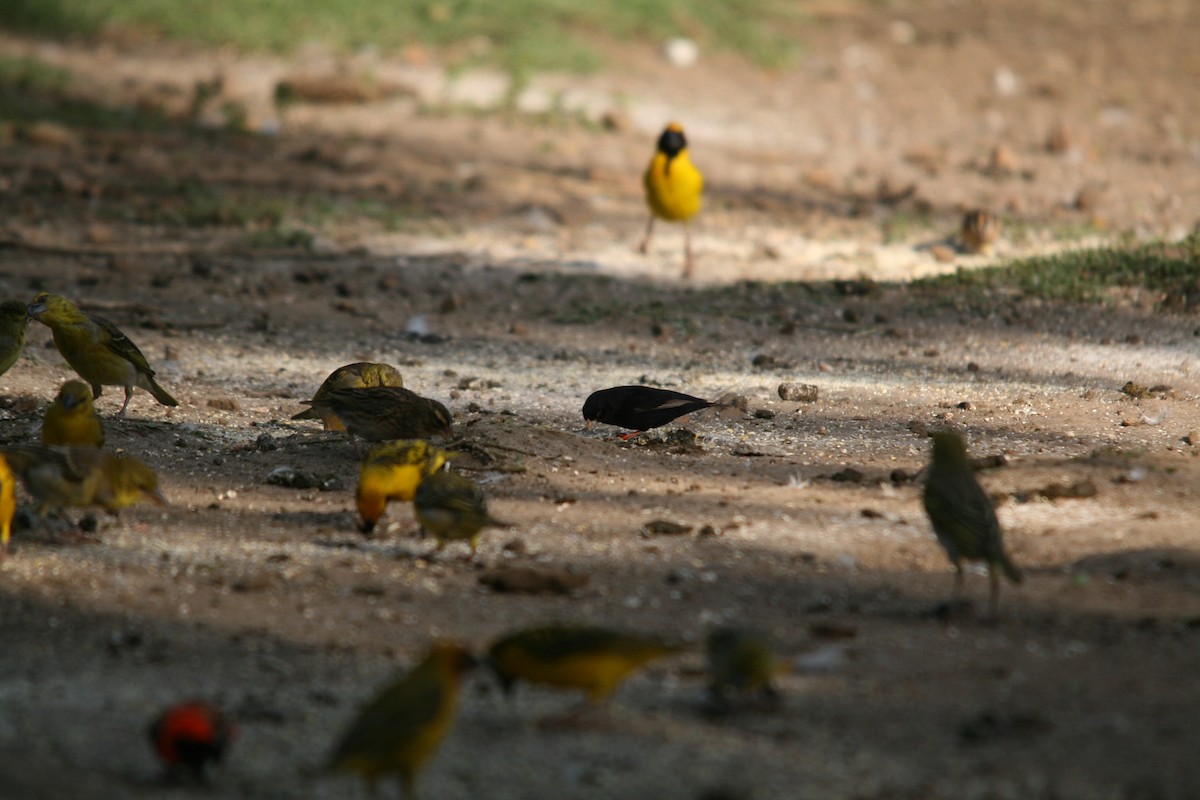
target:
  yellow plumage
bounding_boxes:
[357,440,449,534]
[639,122,704,278]
[487,625,680,704]
[1,445,165,517]
[42,380,105,447]
[292,362,404,431]
[0,455,15,560]
[706,627,786,704]
[413,471,507,560]
[27,293,178,417]
[0,300,29,378]
[329,642,476,799]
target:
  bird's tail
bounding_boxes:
[145,376,179,407]
[290,407,318,421]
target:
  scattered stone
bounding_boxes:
[988,144,1020,175]
[753,408,776,420]
[479,566,589,595]
[1184,431,1199,446]
[930,244,957,263]
[956,401,974,410]
[752,353,792,369]
[641,519,694,537]
[778,382,819,402]
[663,37,699,67]
[907,420,929,436]
[860,508,885,519]
[697,524,719,538]
[890,468,916,484]
[207,397,239,412]
[1046,123,1073,153]
[265,466,342,491]
[255,433,278,452]
[830,467,864,483]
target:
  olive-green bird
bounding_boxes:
[923,430,1022,617]
[487,625,680,705]
[329,642,477,799]
[292,362,405,431]
[358,440,449,534]
[300,386,453,455]
[413,471,507,560]
[706,627,785,705]
[42,380,105,447]
[0,300,29,379]
[1,444,166,517]
[27,293,178,417]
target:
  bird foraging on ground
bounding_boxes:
[292,362,405,431]
[487,625,680,706]
[42,380,105,447]
[358,440,449,534]
[0,455,15,561]
[329,642,477,799]
[1,444,166,518]
[706,627,785,707]
[413,471,507,560]
[639,122,704,278]
[300,386,453,454]
[960,209,1001,255]
[27,293,178,417]
[922,430,1022,618]
[149,700,235,782]
[0,300,29,379]
[583,385,716,439]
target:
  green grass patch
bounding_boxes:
[915,235,1200,309]
[0,0,803,75]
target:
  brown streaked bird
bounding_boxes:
[300,386,453,455]
[27,293,178,417]
[329,642,477,799]
[487,625,681,706]
[0,300,29,378]
[413,470,508,560]
[583,385,715,440]
[357,440,449,534]
[639,122,704,278]
[42,380,105,447]
[292,362,405,431]
[0,444,166,518]
[923,430,1022,618]
[960,209,1001,255]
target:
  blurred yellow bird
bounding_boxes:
[1,444,166,517]
[27,293,178,417]
[487,625,680,705]
[329,642,477,799]
[639,122,704,279]
[413,471,508,560]
[0,300,29,379]
[357,440,449,534]
[292,361,405,432]
[42,380,105,447]
[706,627,786,705]
[0,454,15,560]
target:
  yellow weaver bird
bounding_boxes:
[706,627,786,706]
[0,455,15,560]
[1,445,166,517]
[329,642,477,799]
[357,440,449,534]
[413,471,508,560]
[0,300,29,379]
[27,293,178,417]
[42,380,105,447]
[292,362,405,431]
[487,625,680,706]
[639,122,704,279]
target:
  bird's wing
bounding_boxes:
[93,314,155,374]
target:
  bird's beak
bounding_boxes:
[27,302,46,318]
[358,517,376,535]
[146,488,168,505]
[584,419,596,431]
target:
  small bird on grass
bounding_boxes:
[0,300,29,379]
[583,385,717,439]
[358,440,449,534]
[149,700,235,782]
[300,386,453,455]
[1,444,166,518]
[0,455,15,561]
[329,642,477,799]
[706,627,785,708]
[27,293,178,417]
[487,625,680,708]
[42,380,105,447]
[923,430,1022,618]
[292,362,405,432]
[960,209,1001,255]
[413,471,508,560]
[639,122,704,278]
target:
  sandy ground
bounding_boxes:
[2,1,1200,798]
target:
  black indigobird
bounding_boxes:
[582,385,716,439]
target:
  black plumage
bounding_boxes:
[582,385,714,438]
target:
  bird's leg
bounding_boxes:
[617,430,645,441]
[637,216,655,254]
[987,566,1001,621]
[682,224,695,279]
[951,562,965,602]
[117,386,133,418]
